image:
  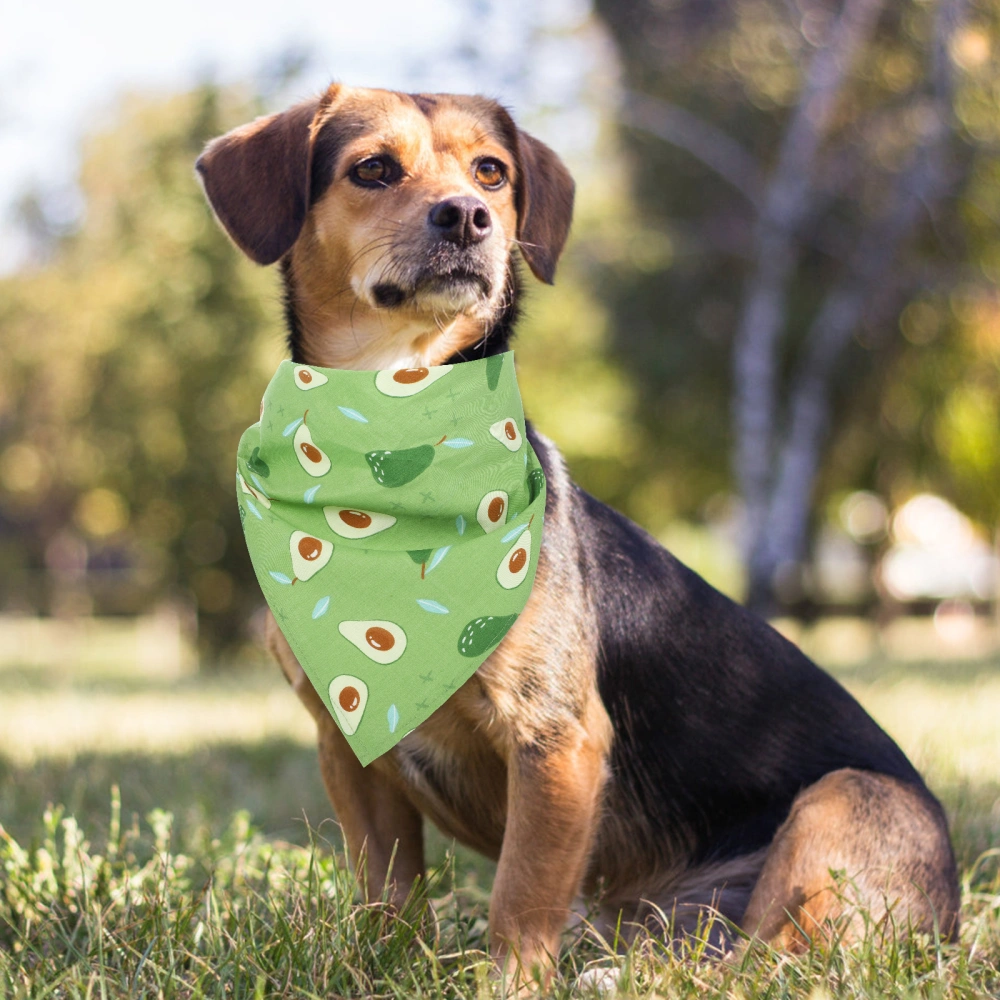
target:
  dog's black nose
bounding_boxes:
[428,196,492,246]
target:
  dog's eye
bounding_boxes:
[474,159,506,189]
[350,157,397,187]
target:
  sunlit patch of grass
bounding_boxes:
[2,651,999,996]
[0,667,313,766]
[1,794,999,998]
[0,795,505,999]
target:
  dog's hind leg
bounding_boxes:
[265,611,426,909]
[740,768,959,952]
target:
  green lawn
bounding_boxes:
[2,650,999,997]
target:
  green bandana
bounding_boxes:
[236,351,545,766]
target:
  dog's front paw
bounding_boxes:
[487,948,556,998]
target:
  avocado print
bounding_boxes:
[329,674,368,735]
[238,472,271,509]
[366,444,433,487]
[375,365,451,397]
[324,507,396,539]
[289,530,333,582]
[248,447,270,479]
[365,435,452,487]
[486,353,504,391]
[339,620,407,664]
[458,614,519,657]
[294,411,331,477]
[476,490,508,533]
[293,365,328,390]
[407,546,450,579]
[238,350,543,767]
[497,527,532,589]
[489,418,522,452]
[408,549,433,578]
[528,467,545,503]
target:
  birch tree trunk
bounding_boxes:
[731,0,888,612]
[601,0,971,616]
[746,0,967,613]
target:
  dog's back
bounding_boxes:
[536,430,959,944]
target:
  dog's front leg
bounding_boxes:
[266,611,425,908]
[489,718,609,995]
[315,711,426,909]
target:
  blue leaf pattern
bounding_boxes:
[246,500,263,520]
[338,406,368,423]
[442,438,473,448]
[303,485,321,503]
[501,523,529,544]
[282,417,303,437]
[425,546,451,574]
[312,596,330,619]
[456,515,466,535]
[269,571,293,585]
[387,704,400,733]
[250,473,270,497]
[416,599,450,614]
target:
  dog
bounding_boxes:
[196,83,960,993]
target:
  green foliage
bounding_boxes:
[0,85,287,650]
[3,8,1000,646]
[0,80,662,646]
[592,0,1000,540]
[2,652,1000,996]
[2,792,999,997]
[0,800,464,998]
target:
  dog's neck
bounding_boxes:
[281,258,520,371]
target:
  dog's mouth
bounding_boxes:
[371,268,492,310]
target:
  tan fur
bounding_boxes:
[288,89,521,372]
[489,707,611,985]
[741,769,960,951]
[267,614,425,907]
[205,85,958,995]
[267,432,613,993]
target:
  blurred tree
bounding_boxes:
[0,84,286,653]
[592,0,999,613]
[3,5,999,654]
[0,73,647,653]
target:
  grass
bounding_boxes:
[2,649,1000,997]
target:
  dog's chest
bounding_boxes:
[374,669,513,858]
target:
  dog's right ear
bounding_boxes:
[195,96,323,265]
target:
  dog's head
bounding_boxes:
[196,84,574,367]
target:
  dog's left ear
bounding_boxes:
[195,96,324,265]
[511,129,575,284]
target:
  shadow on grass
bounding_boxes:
[0,739,497,890]
[1,738,993,890]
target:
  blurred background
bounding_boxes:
[2,0,999,870]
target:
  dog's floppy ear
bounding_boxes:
[511,129,575,284]
[195,96,322,265]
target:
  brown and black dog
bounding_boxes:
[196,84,960,992]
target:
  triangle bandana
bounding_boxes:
[236,351,545,766]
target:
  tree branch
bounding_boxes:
[618,91,764,207]
[729,0,888,601]
[761,0,969,581]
